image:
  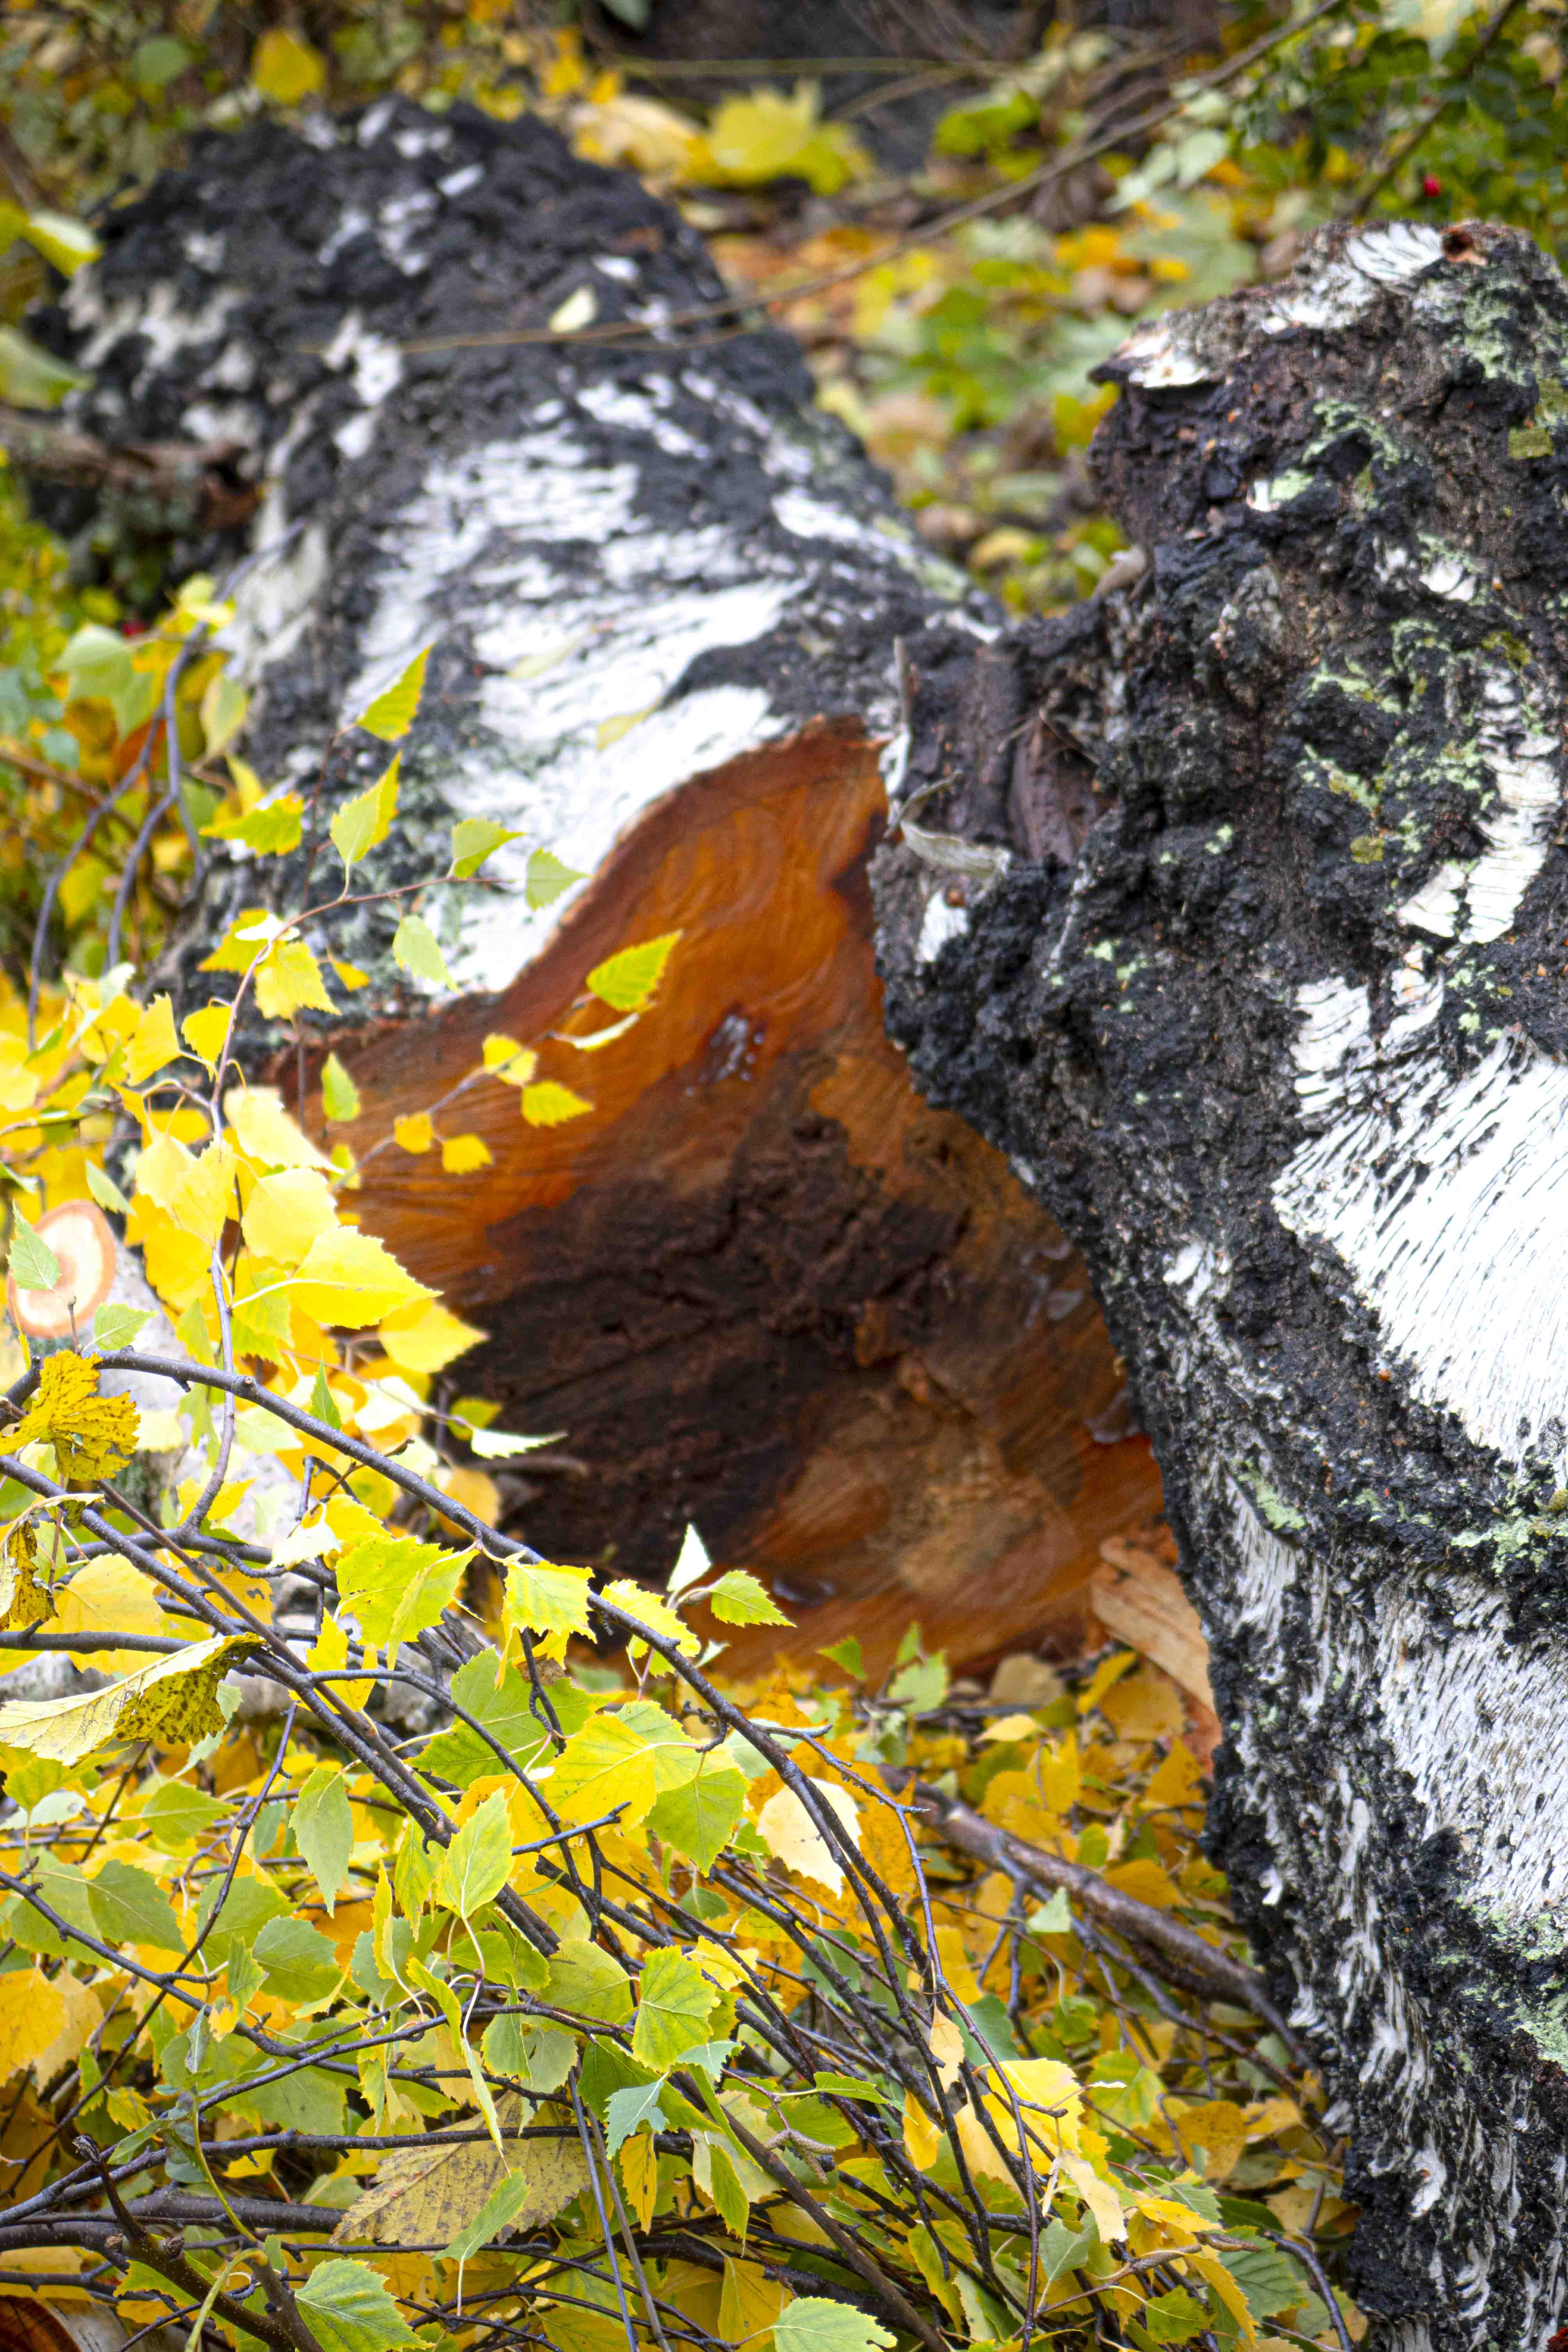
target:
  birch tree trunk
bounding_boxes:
[877,217,1568,2344]
[29,97,1162,1673]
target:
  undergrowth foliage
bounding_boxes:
[0,632,1367,2347]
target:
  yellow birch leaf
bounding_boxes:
[223,1086,333,1171]
[181,1003,232,1069]
[1243,2093,1302,2140]
[929,2011,965,2091]
[1036,1732,1081,1814]
[599,1578,698,1657]
[440,1133,492,1173]
[47,1558,166,1673]
[252,27,326,102]
[435,1466,499,1523]
[329,2124,517,2248]
[254,936,335,1021]
[137,1214,211,1314]
[32,1969,101,2084]
[620,2129,658,2232]
[123,995,180,1084]
[131,1128,193,1215]
[393,1113,433,1155]
[378,1297,486,1374]
[482,1035,537,1084]
[1185,2247,1258,2343]
[550,1709,661,1827]
[0,1970,67,2079]
[720,2256,787,2347]
[1103,1856,1181,1909]
[321,1054,362,1123]
[332,960,371,991]
[309,1612,375,1711]
[902,2089,943,2172]
[502,1558,592,1644]
[1060,2149,1125,2244]
[585,929,680,1012]
[0,1633,253,1764]
[1142,1741,1206,1812]
[289,1228,433,1326]
[1167,2098,1249,2182]
[330,755,401,876]
[520,1081,592,1128]
[1077,1649,1137,1716]
[0,2245,90,2303]
[354,649,429,743]
[0,1522,48,1634]
[10,1351,139,1481]
[933,1924,981,2005]
[756,1779,859,1897]
[175,1141,237,1249]
[241,1168,338,1267]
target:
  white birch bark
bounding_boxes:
[878,218,1568,2347]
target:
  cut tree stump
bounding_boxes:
[878,216,1568,2343]
[29,98,1161,1676]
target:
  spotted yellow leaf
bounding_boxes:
[0,1633,254,1764]
[9,1351,139,1482]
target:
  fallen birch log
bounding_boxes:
[877,216,1568,2344]
[24,96,1162,1674]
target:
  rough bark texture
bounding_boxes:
[877,217,1568,2342]
[31,100,1161,1671]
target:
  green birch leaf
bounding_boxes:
[9,1211,60,1292]
[774,2302,896,2352]
[432,1788,512,1920]
[585,929,681,1012]
[440,2168,536,2262]
[253,1913,340,2003]
[354,647,429,741]
[86,1860,182,1954]
[391,912,454,990]
[450,817,525,879]
[542,1939,632,2025]
[321,1053,361,1122]
[631,1947,717,2070]
[603,2076,667,2159]
[294,1764,355,1915]
[525,848,586,907]
[330,754,400,873]
[296,2257,418,2352]
[647,1762,747,1871]
[706,1569,791,1626]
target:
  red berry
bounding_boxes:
[1422,174,1442,197]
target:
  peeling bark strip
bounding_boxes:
[877,218,1568,2341]
[31,100,1162,1668]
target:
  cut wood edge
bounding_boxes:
[325,717,1164,1679]
[7,1199,118,1343]
[1092,1527,1219,1762]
